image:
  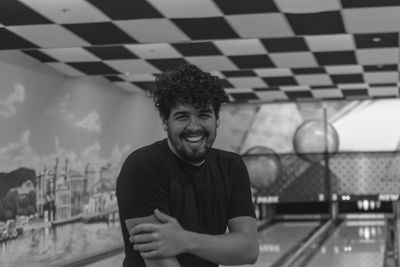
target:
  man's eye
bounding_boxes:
[199,114,211,119]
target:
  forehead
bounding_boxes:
[170,103,214,113]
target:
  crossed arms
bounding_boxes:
[126,209,259,267]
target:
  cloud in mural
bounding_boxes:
[0,83,26,117]
[0,129,131,174]
[76,111,101,133]
[0,130,35,172]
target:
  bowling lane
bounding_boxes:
[303,220,387,267]
[231,221,321,267]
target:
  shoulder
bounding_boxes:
[124,139,169,165]
[118,139,170,184]
[208,147,243,165]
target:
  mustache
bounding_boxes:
[181,130,208,136]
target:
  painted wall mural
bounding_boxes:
[0,51,163,267]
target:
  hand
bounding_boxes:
[130,209,187,258]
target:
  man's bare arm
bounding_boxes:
[132,210,259,265]
[126,215,181,267]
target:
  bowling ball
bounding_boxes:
[293,120,339,162]
[242,146,282,190]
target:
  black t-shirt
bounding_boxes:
[116,139,255,267]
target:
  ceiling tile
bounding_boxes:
[222,70,257,77]
[105,59,162,74]
[314,51,357,65]
[86,0,163,20]
[226,13,294,38]
[41,47,100,62]
[19,0,110,24]
[340,0,398,8]
[213,39,267,56]
[363,64,397,72]
[125,74,156,82]
[343,7,400,33]
[292,67,326,74]
[312,88,343,99]
[104,75,125,82]
[356,48,399,64]
[285,11,345,35]
[254,68,293,77]
[0,0,51,26]
[364,72,398,83]
[285,91,313,100]
[8,24,89,48]
[148,0,223,18]
[229,92,260,102]
[22,49,57,62]
[305,34,355,52]
[84,46,138,60]
[325,65,362,74]
[354,32,398,48]
[172,17,239,40]
[276,0,341,13]
[185,56,238,72]
[227,77,266,88]
[125,43,182,59]
[63,22,137,45]
[261,37,309,52]
[172,42,223,56]
[68,62,119,75]
[369,86,398,97]
[229,55,275,69]
[270,52,318,68]
[214,0,278,15]
[263,76,298,86]
[255,91,288,101]
[115,19,190,43]
[0,28,37,49]
[331,74,364,84]
[295,74,333,86]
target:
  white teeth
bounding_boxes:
[184,136,203,142]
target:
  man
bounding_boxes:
[116,64,259,267]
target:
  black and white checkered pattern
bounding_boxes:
[1,0,400,103]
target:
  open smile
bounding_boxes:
[182,133,206,144]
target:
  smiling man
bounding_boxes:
[116,64,259,267]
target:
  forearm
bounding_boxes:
[184,231,259,265]
[144,257,181,267]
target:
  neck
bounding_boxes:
[166,138,205,166]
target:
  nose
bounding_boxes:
[186,117,201,131]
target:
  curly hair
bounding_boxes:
[151,64,229,119]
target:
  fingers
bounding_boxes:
[154,209,174,223]
[129,233,157,243]
[130,223,158,235]
[134,242,158,252]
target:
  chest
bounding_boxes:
[167,163,231,234]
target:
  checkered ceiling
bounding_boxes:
[2,0,400,103]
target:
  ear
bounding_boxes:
[162,117,168,132]
[216,118,220,128]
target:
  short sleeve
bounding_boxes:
[116,151,170,222]
[228,155,256,219]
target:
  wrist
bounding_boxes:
[182,230,196,253]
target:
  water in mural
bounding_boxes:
[0,221,122,267]
[0,157,124,266]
